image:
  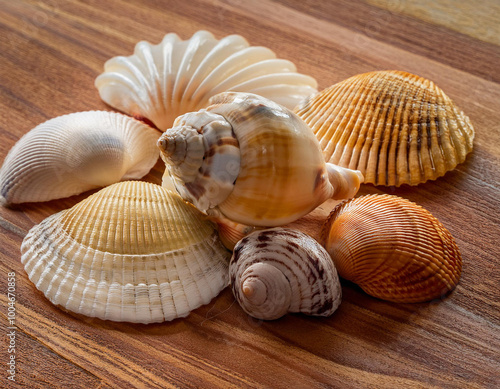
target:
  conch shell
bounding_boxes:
[294,70,475,186]
[95,30,318,131]
[158,92,363,238]
[320,194,462,303]
[0,111,159,205]
[21,181,231,324]
[229,228,342,320]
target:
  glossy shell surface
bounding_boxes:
[96,30,318,131]
[230,228,342,320]
[321,194,462,303]
[0,111,159,204]
[295,70,475,186]
[21,181,231,323]
[158,92,363,228]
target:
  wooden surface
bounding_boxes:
[1,0,499,388]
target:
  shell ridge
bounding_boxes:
[340,75,387,172]
[190,47,278,106]
[181,34,250,109]
[322,194,462,302]
[134,41,163,102]
[172,31,217,109]
[328,76,372,168]
[295,71,474,186]
[102,57,156,107]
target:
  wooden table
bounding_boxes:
[1,0,499,387]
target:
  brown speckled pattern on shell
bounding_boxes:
[229,227,342,320]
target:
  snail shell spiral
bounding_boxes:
[229,228,342,320]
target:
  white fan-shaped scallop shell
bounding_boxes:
[95,30,318,131]
[21,181,231,324]
[0,111,160,204]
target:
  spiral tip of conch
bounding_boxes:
[156,133,173,156]
[241,278,267,305]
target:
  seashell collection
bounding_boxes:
[1,30,471,324]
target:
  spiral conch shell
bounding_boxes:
[321,194,462,303]
[21,181,231,324]
[229,228,342,320]
[158,92,363,234]
[0,111,159,205]
[95,30,318,131]
[294,70,475,186]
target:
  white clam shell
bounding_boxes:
[21,181,231,324]
[95,30,318,131]
[0,111,160,204]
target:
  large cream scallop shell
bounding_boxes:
[294,71,475,186]
[95,30,318,131]
[0,111,159,204]
[21,181,230,324]
[320,194,462,303]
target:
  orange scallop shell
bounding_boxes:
[294,70,475,186]
[320,194,462,303]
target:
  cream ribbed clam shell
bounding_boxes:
[0,111,159,204]
[294,70,475,186]
[95,30,318,131]
[321,194,462,303]
[21,181,230,324]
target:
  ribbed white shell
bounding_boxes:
[0,111,160,204]
[21,181,230,324]
[95,30,318,131]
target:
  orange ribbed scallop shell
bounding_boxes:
[320,194,462,303]
[294,70,475,186]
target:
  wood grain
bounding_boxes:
[0,0,499,388]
